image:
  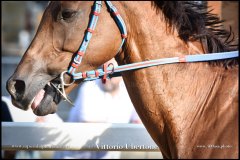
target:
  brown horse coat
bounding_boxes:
[7,2,238,158]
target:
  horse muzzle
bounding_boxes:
[6,76,62,116]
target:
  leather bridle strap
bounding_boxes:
[67,1,127,83]
[67,1,102,75]
[71,51,239,81]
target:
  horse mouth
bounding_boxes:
[30,79,62,116]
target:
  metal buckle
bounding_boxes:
[51,71,75,106]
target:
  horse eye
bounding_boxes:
[61,10,76,20]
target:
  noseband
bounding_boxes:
[54,1,239,105]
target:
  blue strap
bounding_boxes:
[105,1,127,53]
[185,52,238,62]
[68,1,102,75]
[72,51,239,81]
[67,1,127,78]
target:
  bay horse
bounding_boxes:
[6,1,238,158]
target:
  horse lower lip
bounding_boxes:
[31,89,45,110]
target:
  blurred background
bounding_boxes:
[1,1,239,159]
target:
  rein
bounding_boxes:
[54,1,239,105]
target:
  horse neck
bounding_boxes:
[115,2,238,157]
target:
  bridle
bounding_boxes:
[51,1,126,105]
[51,1,239,105]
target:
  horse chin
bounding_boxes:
[32,94,57,116]
[30,79,62,116]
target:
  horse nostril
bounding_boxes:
[7,79,26,100]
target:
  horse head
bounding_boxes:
[7,1,123,116]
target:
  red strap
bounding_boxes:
[71,63,79,68]
[95,70,99,77]
[102,63,108,84]
[82,72,87,78]
[112,11,119,16]
[87,28,94,33]
[121,34,127,39]
[179,56,186,62]
[93,11,100,16]
[77,51,84,56]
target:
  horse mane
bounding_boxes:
[152,1,238,68]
